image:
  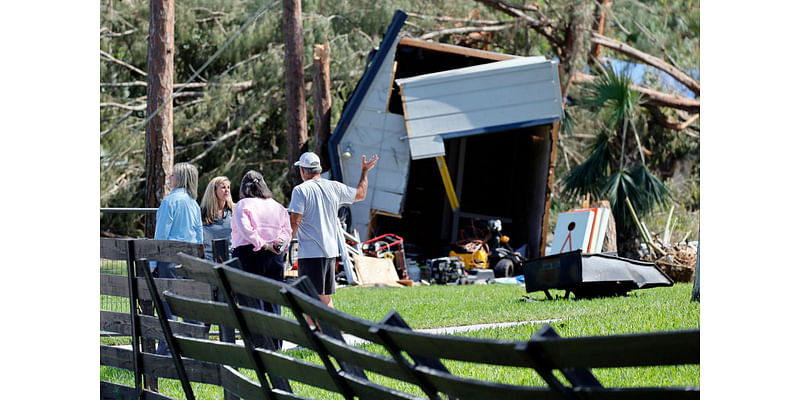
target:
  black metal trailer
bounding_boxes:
[521,250,673,299]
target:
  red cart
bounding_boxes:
[362,233,409,280]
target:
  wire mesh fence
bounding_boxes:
[100,257,129,313]
[100,208,156,314]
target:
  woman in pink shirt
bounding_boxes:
[231,170,291,350]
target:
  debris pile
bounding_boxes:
[647,243,697,283]
[624,199,698,283]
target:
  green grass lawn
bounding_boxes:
[335,282,699,333]
[101,282,699,399]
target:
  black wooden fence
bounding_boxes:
[100,236,700,399]
[100,238,209,397]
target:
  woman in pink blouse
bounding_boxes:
[231,170,291,350]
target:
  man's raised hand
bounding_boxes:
[361,154,379,172]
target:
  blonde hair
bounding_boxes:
[200,176,235,225]
[172,162,199,200]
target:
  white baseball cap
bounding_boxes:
[294,152,321,168]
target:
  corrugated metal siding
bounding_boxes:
[397,57,563,159]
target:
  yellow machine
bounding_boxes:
[448,247,489,270]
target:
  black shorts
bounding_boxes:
[297,257,337,295]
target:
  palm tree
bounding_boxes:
[562,65,671,258]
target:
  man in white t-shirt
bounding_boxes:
[287,151,378,309]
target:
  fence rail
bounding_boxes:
[100,208,158,213]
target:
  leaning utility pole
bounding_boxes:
[145,0,175,237]
[283,0,307,186]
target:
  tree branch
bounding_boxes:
[100,110,134,138]
[220,52,265,76]
[188,111,263,164]
[100,50,147,77]
[572,72,699,113]
[405,12,507,26]
[475,0,561,49]
[632,20,680,68]
[100,80,254,91]
[646,106,700,133]
[190,7,228,17]
[558,138,571,169]
[605,6,630,35]
[590,32,699,96]
[418,23,514,40]
[101,174,145,202]
[101,90,208,111]
[100,27,138,38]
[100,102,146,112]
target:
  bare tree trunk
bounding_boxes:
[143,3,174,390]
[617,220,643,260]
[539,122,561,257]
[145,0,174,241]
[283,0,307,186]
[589,0,609,61]
[559,0,592,98]
[313,42,331,173]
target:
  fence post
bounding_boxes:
[124,239,144,397]
[531,324,601,388]
[287,275,367,383]
[371,311,444,400]
[517,325,582,400]
[212,239,238,400]
[133,241,159,391]
[140,258,196,400]
[213,263,288,398]
[381,311,451,374]
[282,278,356,400]
[212,239,236,343]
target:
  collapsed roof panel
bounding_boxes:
[397,57,562,160]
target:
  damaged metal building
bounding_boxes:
[328,10,564,260]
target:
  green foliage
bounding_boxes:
[561,131,613,199]
[630,163,671,211]
[582,66,644,129]
[100,0,379,235]
[100,0,699,238]
[550,0,699,227]
[605,0,700,77]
